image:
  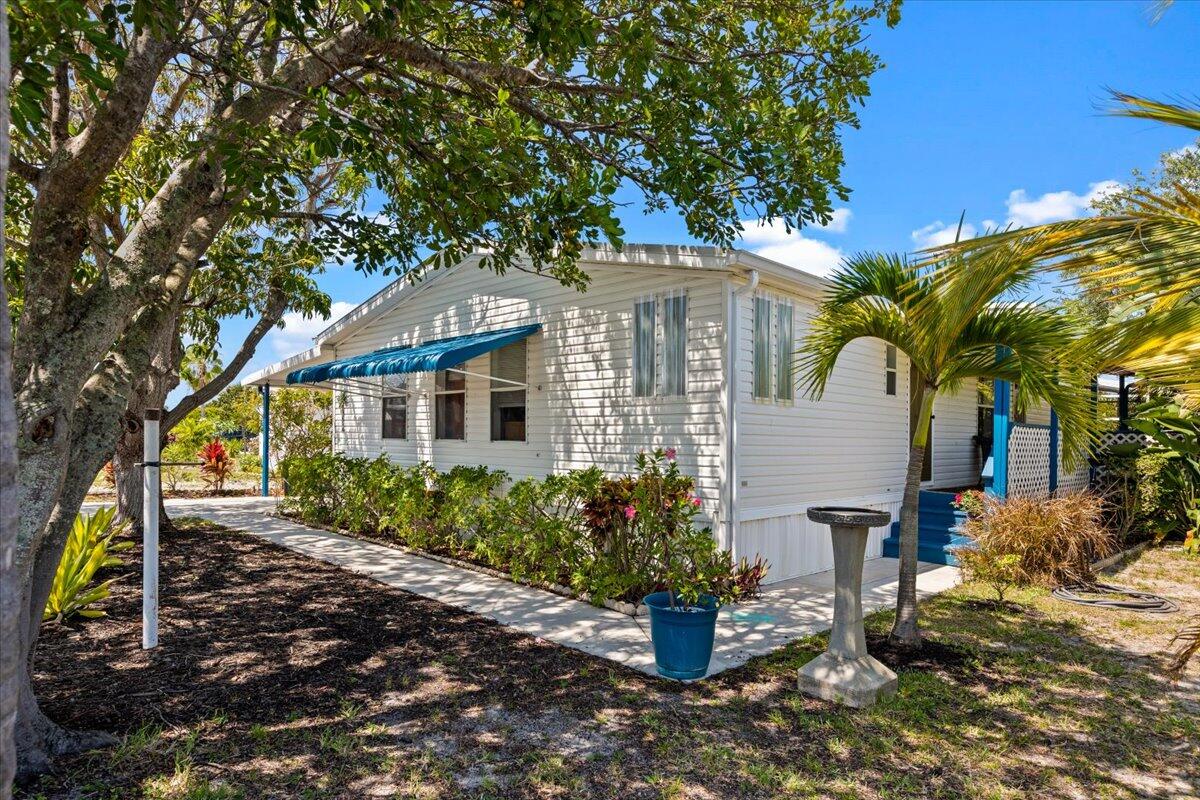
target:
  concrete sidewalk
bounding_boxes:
[134,495,960,679]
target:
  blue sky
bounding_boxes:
[219,0,1200,392]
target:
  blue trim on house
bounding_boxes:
[987,374,1011,498]
[287,323,542,384]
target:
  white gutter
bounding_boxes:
[724,266,759,552]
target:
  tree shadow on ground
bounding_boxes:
[23,520,1199,799]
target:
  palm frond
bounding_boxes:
[799,293,920,399]
[1109,91,1200,133]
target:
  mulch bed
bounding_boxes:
[24,519,1195,799]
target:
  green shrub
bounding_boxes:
[279,451,767,606]
[957,492,1114,586]
[44,507,133,623]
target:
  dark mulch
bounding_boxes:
[33,519,630,736]
[23,520,1196,799]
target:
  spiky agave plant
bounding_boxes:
[43,507,133,623]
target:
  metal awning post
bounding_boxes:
[142,409,161,649]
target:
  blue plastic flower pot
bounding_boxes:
[642,591,719,680]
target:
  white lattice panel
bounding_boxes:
[1007,424,1052,498]
[1099,431,1152,451]
[1056,447,1090,494]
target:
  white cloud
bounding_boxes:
[911,220,977,250]
[813,208,852,234]
[737,216,847,277]
[1004,180,1120,227]
[269,301,356,355]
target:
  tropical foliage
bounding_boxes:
[279,450,766,606]
[43,508,133,623]
[197,440,234,494]
[956,493,1114,589]
[799,249,1094,645]
[931,94,1200,404]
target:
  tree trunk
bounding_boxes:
[0,0,17,788]
[113,318,181,533]
[890,384,935,648]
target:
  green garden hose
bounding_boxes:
[1051,583,1179,613]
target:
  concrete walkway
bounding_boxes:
[150,495,960,679]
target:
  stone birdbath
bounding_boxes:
[798,506,898,708]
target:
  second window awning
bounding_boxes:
[287,323,542,385]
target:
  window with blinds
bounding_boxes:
[435,364,466,440]
[633,293,688,398]
[633,298,657,397]
[885,344,898,396]
[662,293,687,396]
[381,373,407,439]
[752,296,772,399]
[490,340,527,441]
[774,301,794,401]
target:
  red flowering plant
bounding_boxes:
[952,489,986,518]
[198,439,235,494]
[620,448,767,609]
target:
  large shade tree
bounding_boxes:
[799,249,1093,646]
[5,0,901,775]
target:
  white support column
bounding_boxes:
[142,409,161,649]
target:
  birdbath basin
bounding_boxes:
[797,506,898,708]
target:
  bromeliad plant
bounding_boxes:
[44,507,133,623]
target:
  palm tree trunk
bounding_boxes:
[890,385,934,647]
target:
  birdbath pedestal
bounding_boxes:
[798,506,898,708]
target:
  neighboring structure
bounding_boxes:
[245,245,993,583]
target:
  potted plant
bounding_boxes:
[633,449,767,680]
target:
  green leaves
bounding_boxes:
[800,249,1097,466]
[43,507,133,623]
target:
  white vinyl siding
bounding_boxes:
[327,255,727,522]
[734,282,910,580]
[925,378,983,490]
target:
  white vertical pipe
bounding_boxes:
[142,408,160,649]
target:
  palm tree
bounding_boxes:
[799,250,1093,647]
[933,94,1200,403]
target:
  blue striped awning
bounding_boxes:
[286,323,541,385]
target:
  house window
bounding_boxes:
[633,298,656,397]
[774,301,794,401]
[381,374,407,439]
[662,292,687,396]
[752,296,772,399]
[632,293,689,398]
[885,344,898,396]
[490,340,527,441]
[435,365,466,440]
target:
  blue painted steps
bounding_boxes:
[881,490,973,566]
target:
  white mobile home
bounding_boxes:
[246,245,990,583]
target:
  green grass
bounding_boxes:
[24,532,1199,800]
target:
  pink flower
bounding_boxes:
[624,505,637,520]
[691,496,703,508]
[664,447,677,461]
